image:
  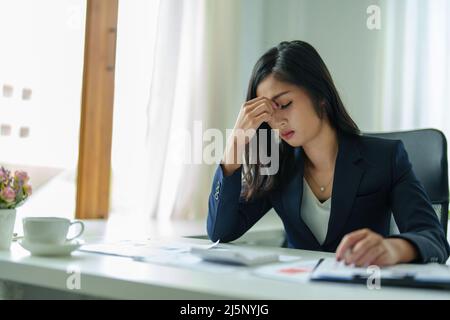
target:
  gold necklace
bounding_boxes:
[305,164,333,193]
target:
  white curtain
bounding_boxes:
[380,0,450,141]
[143,0,209,221]
[112,0,216,221]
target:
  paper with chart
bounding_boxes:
[252,259,321,283]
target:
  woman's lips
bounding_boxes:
[281,130,295,140]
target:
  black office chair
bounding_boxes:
[365,129,449,236]
[280,128,449,248]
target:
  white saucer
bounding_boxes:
[18,239,84,256]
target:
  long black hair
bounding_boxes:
[242,40,360,201]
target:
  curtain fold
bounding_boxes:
[143,0,186,220]
[380,0,450,142]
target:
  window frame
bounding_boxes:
[76,0,118,219]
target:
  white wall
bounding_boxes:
[231,0,386,132]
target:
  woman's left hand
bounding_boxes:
[335,228,418,267]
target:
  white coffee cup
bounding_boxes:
[22,217,84,244]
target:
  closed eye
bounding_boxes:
[280,102,292,109]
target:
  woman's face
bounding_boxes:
[256,73,325,147]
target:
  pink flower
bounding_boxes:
[1,187,16,203]
[14,170,29,183]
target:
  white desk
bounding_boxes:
[0,216,449,300]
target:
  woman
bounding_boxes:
[207,40,449,267]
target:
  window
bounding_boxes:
[0,0,86,218]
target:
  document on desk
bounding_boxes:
[78,239,240,273]
[310,257,450,289]
[79,239,220,258]
[79,240,301,273]
[252,259,321,283]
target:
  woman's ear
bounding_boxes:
[316,98,327,118]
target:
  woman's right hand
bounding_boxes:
[221,97,277,176]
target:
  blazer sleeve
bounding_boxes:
[207,164,273,242]
[388,140,450,263]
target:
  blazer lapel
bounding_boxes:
[322,132,365,247]
[281,147,303,221]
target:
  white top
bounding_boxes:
[301,178,332,245]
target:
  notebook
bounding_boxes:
[310,257,450,290]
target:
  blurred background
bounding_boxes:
[0,0,449,228]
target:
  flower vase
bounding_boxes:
[0,209,17,250]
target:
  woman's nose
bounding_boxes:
[271,110,287,129]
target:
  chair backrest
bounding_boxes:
[365,129,449,236]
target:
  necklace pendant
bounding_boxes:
[320,187,325,192]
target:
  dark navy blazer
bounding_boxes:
[207,132,450,263]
